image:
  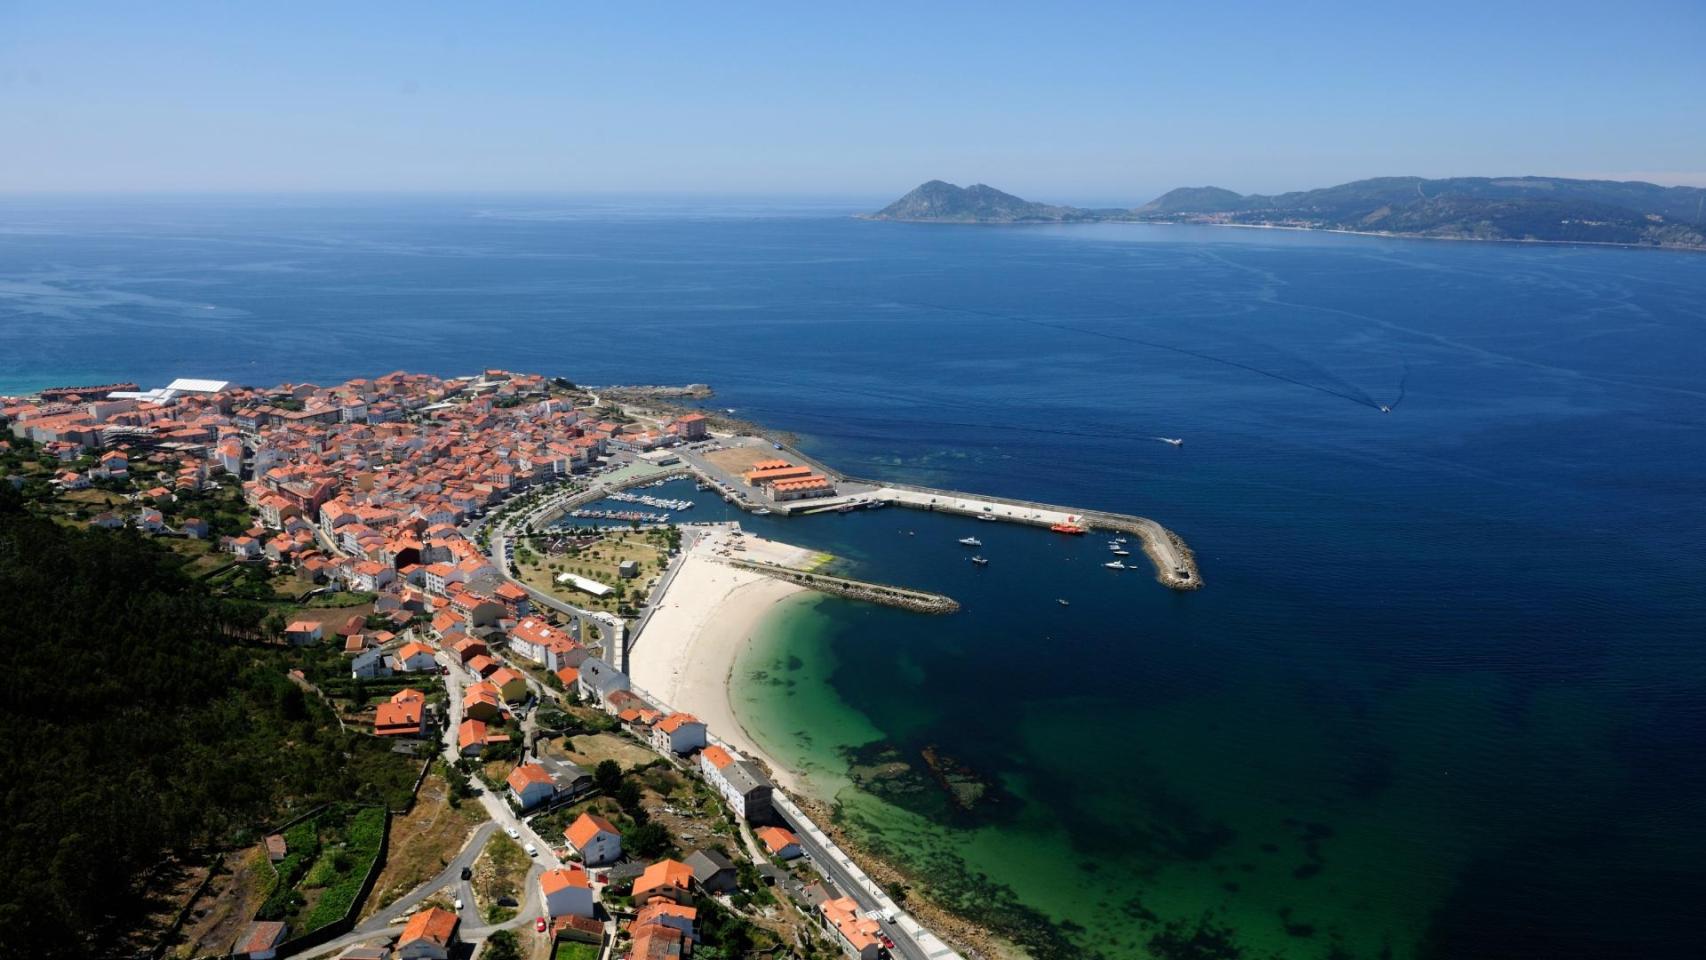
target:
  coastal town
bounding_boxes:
[1,369,1196,960]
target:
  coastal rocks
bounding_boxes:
[841,742,1008,821]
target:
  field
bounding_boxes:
[553,732,658,772]
[702,446,777,474]
[361,768,489,919]
[257,806,389,935]
[471,832,530,923]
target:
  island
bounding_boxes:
[865,176,1706,249]
[1,370,1197,960]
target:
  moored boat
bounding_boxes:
[958,536,983,547]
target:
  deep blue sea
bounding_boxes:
[3,195,1704,959]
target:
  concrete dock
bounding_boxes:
[674,438,1202,591]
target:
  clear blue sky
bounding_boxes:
[3,0,1703,200]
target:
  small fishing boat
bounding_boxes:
[958,536,983,547]
[1110,548,1131,557]
[1052,523,1087,535]
[977,513,998,522]
[751,508,770,515]
[970,555,990,566]
[1057,598,1070,606]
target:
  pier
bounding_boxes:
[724,558,961,614]
[671,438,1203,591]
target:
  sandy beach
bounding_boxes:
[628,526,815,792]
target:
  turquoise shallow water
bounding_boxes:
[4,196,1705,958]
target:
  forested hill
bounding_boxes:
[867,176,1706,249]
[0,489,402,958]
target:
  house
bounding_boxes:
[488,666,529,704]
[506,762,558,811]
[628,922,687,960]
[228,535,262,559]
[393,641,438,672]
[508,616,571,666]
[650,713,707,755]
[448,635,488,664]
[685,848,738,894]
[466,653,500,678]
[698,745,776,824]
[233,920,286,959]
[350,646,392,680]
[549,913,604,945]
[576,656,629,705]
[632,899,697,941]
[397,906,459,960]
[373,692,426,737]
[462,681,504,722]
[538,865,595,919]
[756,826,802,861]
[564,812,622,866]
[632,858,694,906]
[181,517,210,539]
[264,833,289,862]
[457,718,508,757]
[820,896,883,960]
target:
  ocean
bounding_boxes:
[4,195,1704,959]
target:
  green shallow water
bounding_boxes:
[730,573,1636,960]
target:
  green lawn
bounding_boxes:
[552,940,602,960]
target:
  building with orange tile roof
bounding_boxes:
[632,858,694,906]
[462,681,504,722]
[819,896,882,960]
[651,712,707,755]
[506,761,558,810]
[564,812,622,865]
[756,826,802,860]
[539,865,594,919]
[373,697,425,737]
[397,906,458,959]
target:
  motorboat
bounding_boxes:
[958,536,983,547]
[1103,560,1127,570]
[970,555,990,566]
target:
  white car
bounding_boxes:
[453,898,464,911]
[525,842,538,857]
[506,826,520,839]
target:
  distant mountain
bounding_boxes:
[867,177,1706,249]
[864,180,1107,223]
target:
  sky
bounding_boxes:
[2,1,1704,201]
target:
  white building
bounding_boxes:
[539,866,595,919]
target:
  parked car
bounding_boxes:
[506,826,520,839]
[535,917,548,933]
[460,866,472,880]
[525,842,538,856]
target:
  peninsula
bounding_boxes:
[866,176,1706,249]
[2,370,1197,960]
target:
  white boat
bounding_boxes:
[1111,548,1130,557]
[958,536,983,547]
[751,508,770,515]
[1155,437,1184,446]
[976,513,997,521]
[1103,560,1127,570]
[970,556,990,566]
[1057,598,1070,606]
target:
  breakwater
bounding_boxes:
[724,558,961,614]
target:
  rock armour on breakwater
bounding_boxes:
[723,558,961,614]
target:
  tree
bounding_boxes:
[594,759,623,794]
[614,779,643,813]
[483,929,524,960]
[622,821,672,859]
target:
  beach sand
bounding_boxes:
[628,527,814,792]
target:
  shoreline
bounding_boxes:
[627,531,815,794]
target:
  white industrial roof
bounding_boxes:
[165,378,230,393]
